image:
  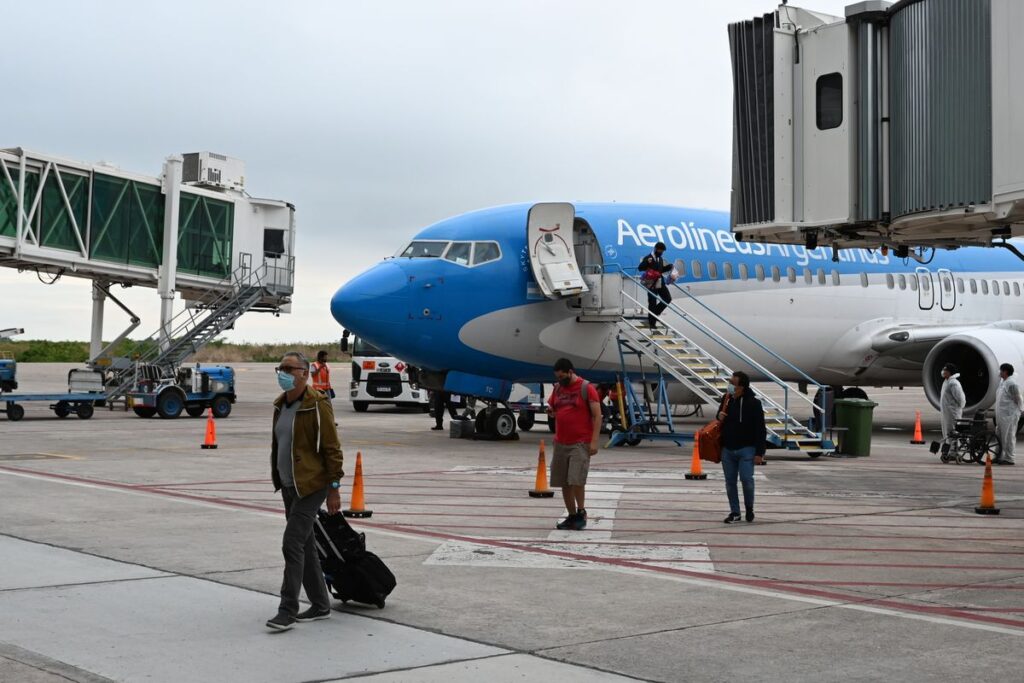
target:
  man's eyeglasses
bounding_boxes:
[275,365,305,374]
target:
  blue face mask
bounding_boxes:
[726,384,736,396]
[277,370,296,392]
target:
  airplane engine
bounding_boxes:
[922,330,1024,413]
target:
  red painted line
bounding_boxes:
[639,558,1022,570]
[751,580,1024,590]
[500,538,1024,556]
[4,465,1023,630]
[139,478,269,488]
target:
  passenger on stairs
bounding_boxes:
[637,241,675,331]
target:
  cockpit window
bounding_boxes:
[443,242,472,266]
[399,241,449,258]
[472,242,501,265]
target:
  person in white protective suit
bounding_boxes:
[939,363,966,440]
[994,363,1023,465]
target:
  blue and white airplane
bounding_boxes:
[331,202,1024,428]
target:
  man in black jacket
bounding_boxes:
[716,370,766,523]
[637,241,674,330]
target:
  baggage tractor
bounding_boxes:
[313,510,396,608]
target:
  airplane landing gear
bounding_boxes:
[473,403,520,441]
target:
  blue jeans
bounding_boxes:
[721,446,756,515]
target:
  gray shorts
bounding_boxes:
[550,442,591,487]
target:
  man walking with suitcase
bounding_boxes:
[547,358,602,530]
[267,351,345,632]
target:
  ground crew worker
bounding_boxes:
[547,358,602,531]
[716,371,766,524]
[266,351,344,632]
[994,363,1022,466]
[310,350,334,399]
[939,363,966,440]
[637,241,674,331]
[429,390,460,431]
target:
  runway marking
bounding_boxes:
[2,465,1023,635]
[425,539,714,572]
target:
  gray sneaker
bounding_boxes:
[296,606,332,622]
[266,613,295,631]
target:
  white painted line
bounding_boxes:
[424,539,713,572]
[448,466,767,481]
[548,485,623,541]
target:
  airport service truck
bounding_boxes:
[341,330,428,412]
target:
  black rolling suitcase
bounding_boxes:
[313,510,396,609]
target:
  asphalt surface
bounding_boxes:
[1,363,1022,682]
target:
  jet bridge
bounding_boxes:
[0,147,295,380]
[728,0,1024,255]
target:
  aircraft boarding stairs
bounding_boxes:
[102,260,288,401]
[584,269,834,456]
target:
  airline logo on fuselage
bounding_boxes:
[616,219,890,267]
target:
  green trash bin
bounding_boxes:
[833,398,879,456]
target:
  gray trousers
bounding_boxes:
[278,486,331,617]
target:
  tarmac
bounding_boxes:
[1,362,1022,682]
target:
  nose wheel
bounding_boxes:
[473,405,520,441]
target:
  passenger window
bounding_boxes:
[898,274,906,290]
[816,73,843,130]
[886,274,895,289]
[831,270,841,286]
[739,263,749,281]
[707,262,719,279]
[674,259,687,278]
[992,280,999,295]
[786,266,796,283]
[400,240,449,258]
[755,264,766,282]
[970,279,978,294]
[909,276,918,291]
[1004,281,1011,296]
[1015,283,1021,297]
[723,262,734,280]
[691,260,702,279]
[981,280,989,295]
[771,265,781,282]
[803,268,812,284]
[920,275,930,291]
[817,268,826,285]
[472,242,501,266]
[443,242,472,265]
[860,273,869,288]
[956,278,965,294]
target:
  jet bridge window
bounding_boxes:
[472,241,501,265]
[443,242,472,266]
[400,241,449,258]
[816,73,843,130]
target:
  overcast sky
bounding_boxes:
[2,0,851,344]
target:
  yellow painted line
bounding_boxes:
[36,453,83,460]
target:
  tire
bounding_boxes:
[133,406,157,418]
[211,396,232,418]
[842,387,869,400]
[76,403,94,420]
[157,390,185,419]
[475,410,490,435]
[488,408,517,439]
[971,432,1000,465]
[7,403,24,422]
[353,401,369,413]
[54,401,71,419]
[626,434,643,447]
[186,405,206,418]
[517,411,535,431]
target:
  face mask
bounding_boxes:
[726,384,736,396]
[558,376,573,387]
[277,371,296,392]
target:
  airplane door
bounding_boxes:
[937,269,956,311]
[916,267,935,310]
[527,203,589,299]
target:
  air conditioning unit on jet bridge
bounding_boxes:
[728,0,1024,253]
[182,152,246,192]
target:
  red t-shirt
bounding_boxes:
[548,377,600,445]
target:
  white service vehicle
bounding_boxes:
[341,331,429,413]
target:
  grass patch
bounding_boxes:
[0,340,347,364]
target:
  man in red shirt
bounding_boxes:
[547,358,602,530]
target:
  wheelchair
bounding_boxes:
[933,411,1000,465]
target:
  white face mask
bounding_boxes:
[726,384,736,396]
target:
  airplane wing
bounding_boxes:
[862,320,1024,373]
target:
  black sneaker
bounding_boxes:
[745,510,755,523]
[295,606,331,622]
[723,513,742,524]
[556,513,578,530]
[572,512,588,530]
[431,426,444,431]
[266,613,295,631]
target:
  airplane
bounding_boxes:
[331,202,1024,440]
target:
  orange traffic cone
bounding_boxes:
[343,451,373,518]
[529,440,556,498]
[200,408,218,449]
[684,434,707,480]
[910,411,926,444]
[975,453,1000,515]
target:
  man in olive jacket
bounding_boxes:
[266,351,345,631]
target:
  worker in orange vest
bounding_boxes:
[310,350,334,399]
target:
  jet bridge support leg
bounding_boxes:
[158,155,183,353]
[90,281,106,361]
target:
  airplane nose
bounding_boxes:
[330,262,408,340]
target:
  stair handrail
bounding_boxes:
[601,264,828,434]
